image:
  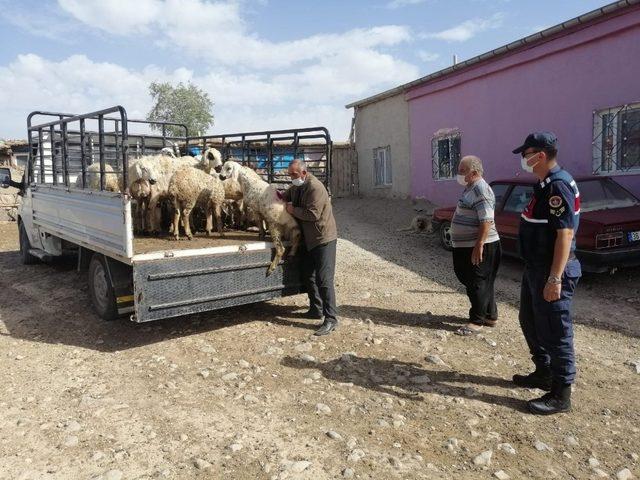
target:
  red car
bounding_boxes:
[432,176,640,273]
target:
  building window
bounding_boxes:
[373,146,392,186]
[431,130,461,180]
[593,103,640,174]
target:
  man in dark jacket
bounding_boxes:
[284,160,338,336]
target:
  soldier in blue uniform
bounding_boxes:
[511,132,581,415]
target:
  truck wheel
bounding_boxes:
[19,222,38,265]
[440,221,453,251]
[88,254,118,321]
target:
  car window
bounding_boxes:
[490,183,510,207]
[578,179,640,212]
[503,185,534,213]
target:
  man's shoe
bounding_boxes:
[301,309,323,320]
[313,319,337,336]
[528,383,571,415]
[513,368,552,391]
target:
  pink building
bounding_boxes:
[348,0,640,206]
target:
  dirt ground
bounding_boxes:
[1,197,639,480]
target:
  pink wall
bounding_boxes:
[407,6,640,205]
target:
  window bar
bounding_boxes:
[120,114,129,191]
[87,134,94,170]
[267,134,273,184]
[98,115,106,191]
[79,119,87,188]
[221,136,226,161]
[114,119,120,173]
[141,136,146,156]
[241,136,246,165]
[38,128,45,185]
[49,125,57,185]
[61,121,69,186]
[162,124,167,147]
[26,127,33,185]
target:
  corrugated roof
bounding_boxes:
[345,0,640,109]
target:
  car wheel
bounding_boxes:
[19,222,38,265]
[88,254,118,321]
[440,221,453,251]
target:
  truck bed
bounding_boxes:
[133,231,265,254]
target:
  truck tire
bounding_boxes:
[440,221,453,251]
[19,222,38,265]
[88,254,118,321]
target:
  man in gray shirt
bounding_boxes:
[450,155,502,335]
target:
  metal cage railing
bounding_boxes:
[26,107,332,193]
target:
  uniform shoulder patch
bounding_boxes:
[549,195,563,208]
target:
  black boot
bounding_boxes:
[313,318,337,336]
[301,308,324,320]
[528,382,572,415]
[512,367,552,391]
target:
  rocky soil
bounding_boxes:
[0,197,639,480]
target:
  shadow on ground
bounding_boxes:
[281,354,527,413]
[0,248,309,352]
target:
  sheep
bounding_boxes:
[202,147,223,173]
[127,154,202,234]
[219,160,301,276]
[219,163,266,235]
[73,162,121,192]
[167,166,225,240]
[160,146,177,158]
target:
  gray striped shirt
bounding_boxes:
[450,178,500,248]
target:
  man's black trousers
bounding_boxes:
[302,239,338,322]
[452,240,502,325]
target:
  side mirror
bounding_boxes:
[0,167,11,188]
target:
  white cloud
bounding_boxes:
[0,52,417,140]
[417,50,440,62]
[57,0,412,69]
[0,1,421,140]
[422,13,504,42]
[386,0,427,9]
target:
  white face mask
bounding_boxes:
[521,153,539,173]
[291,177,305,187]
[456,174,467,186]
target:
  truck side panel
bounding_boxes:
[31,186,132,259]
[132,249,304,322]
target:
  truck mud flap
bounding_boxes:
[132,249,304,322]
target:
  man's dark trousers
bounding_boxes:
[302,239,338,322]
[452,240,501,324]
[519,266,578,384]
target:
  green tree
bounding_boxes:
[146,81,214,137]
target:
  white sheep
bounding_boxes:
[168,166,225,240]
[127,154,202,234]
[202,147,223,173]
[219,160,301,275]
[73,162,121,192]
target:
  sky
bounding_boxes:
[0,0,614,140]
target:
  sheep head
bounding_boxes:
[202,147,223,173]
[160,147,177,158]
[219,160,242,181]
